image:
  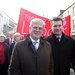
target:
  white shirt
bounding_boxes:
[56,34,62,42]
[9,38,14,44]
[30,36,40,50]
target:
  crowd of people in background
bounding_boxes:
[0,31,21,75]
[0,17,75,75]
[0,33,10,75]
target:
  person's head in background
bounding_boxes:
[0,33,6,43]
[29,18,45,40]
[51,17,63,36]
[7,31,15,38]
[13,32,21,43]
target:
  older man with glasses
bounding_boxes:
[8,18,54,75]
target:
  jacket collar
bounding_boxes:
[50,32,69,43]
[25,34,44,46]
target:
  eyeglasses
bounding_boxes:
[33,26,44,30]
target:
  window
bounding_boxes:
[72,20,75,29]
[73,6,75,16]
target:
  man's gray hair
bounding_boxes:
[29,18,45,27]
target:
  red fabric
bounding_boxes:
[63,15,70,36]
[17,8,71,39]
[17,8,51,38]
[0,42,5,64]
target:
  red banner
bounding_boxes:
[17,8,51,39]
[63,15,70,36]
[17,8,70,39]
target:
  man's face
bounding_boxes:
[52,20,63,35]
[15,36,21,42]
[30,24,44,40]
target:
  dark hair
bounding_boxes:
[52,17,63,21]
[51,17,63,25]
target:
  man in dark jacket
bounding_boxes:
[8,18,54,75]
[46,17,75,75]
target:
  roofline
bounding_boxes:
[58,2,75,17]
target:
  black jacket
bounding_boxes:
[46,33,75,75]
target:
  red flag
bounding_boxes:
[63,15,70,36]
[17,8,70,39]
[17,8,51,39]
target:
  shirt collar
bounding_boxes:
[56,34,62,38]
[30,36,40,43]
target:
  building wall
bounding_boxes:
[59,2,75,39]
[0,11,17,35]
[62,2,75,36]
[60,3,75,37]
[0,14,3,33]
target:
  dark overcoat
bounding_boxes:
[8,35,54,75]
[46,33,75,75]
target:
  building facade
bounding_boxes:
[0,11,17,35]
[59,2,75,39]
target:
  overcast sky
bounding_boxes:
[0,0,75,23]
